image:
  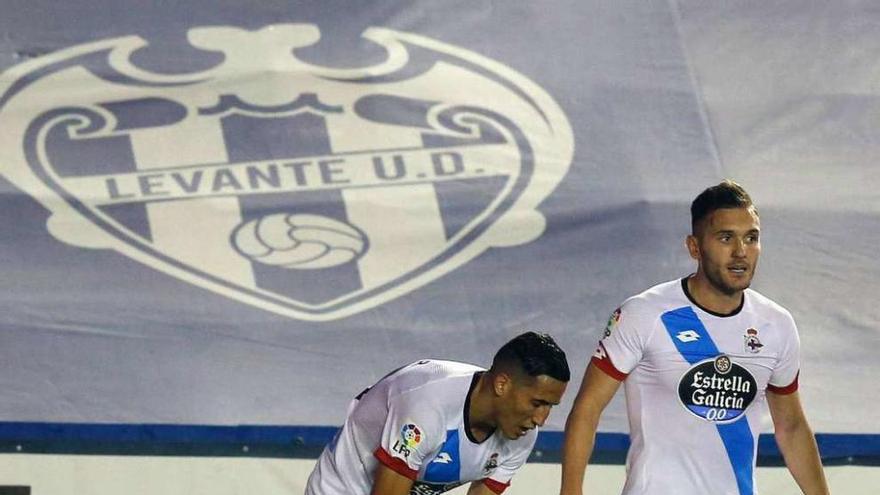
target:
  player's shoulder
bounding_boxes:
[382,360,481,435]
[745,288,797,327]
[397,359,483,380]
[599,279,682,341]
[619,278,684,316]
[389,359,483,401]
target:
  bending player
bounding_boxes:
[306,331,570,495]
[561,180,829,495]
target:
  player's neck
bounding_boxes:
[686,274,743,315]
[467,373,496,442]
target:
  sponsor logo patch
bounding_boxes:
[678,355,757,423]
[411,481,463,495]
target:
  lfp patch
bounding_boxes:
[401,423,422,448]
[603,307,622,338]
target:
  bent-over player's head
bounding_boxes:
[490,331,570,383]
[488,332,569,439]
[688,180,761,296]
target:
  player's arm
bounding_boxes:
[371,462,415,495]
[559,361,622,495]
[466,480,503,495]
[766,390,830,495]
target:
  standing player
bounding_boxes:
[560,180,829,495]
[306,331,570,495]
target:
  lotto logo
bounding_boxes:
[676,330,701,342]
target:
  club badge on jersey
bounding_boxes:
[744,328,764,354]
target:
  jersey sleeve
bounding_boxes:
[591,302,656,380]
[767,310,801,394]
[482,432,537,494]
[374,388,443,480]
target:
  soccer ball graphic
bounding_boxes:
[231,213,368,270]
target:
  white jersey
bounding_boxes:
[592,278,800,495]
[305,359,536,495]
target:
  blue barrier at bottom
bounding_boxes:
[0,422,876,465]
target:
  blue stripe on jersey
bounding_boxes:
[423,429,460,483]
[718,419,756,495]
[660,307,718,362]
[661,306,755,495]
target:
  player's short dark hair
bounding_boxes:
[691,179,756,235]
[490,331,570,382]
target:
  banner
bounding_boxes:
[0,0,877,469]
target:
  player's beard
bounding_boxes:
[703,260,755,296]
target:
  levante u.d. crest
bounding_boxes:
[0,24,573,321]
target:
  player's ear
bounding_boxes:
[686,234,700,261]
[493,372,512,397]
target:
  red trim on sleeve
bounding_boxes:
[590,353,628,382]
[374,447,418,480]
[767,371,799,395]
[483,478,510,494]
